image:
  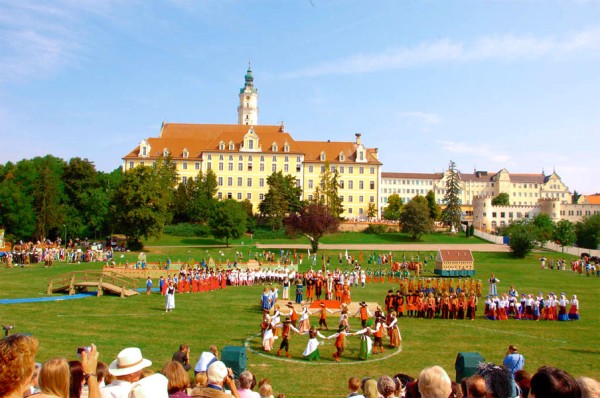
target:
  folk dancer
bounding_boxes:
[327,326,353,362]
[568,294,579,320]
[298,302,312,333]
[386,311,402,348]
[276,318,300,358]
[488,273,499,296]
[558,293,569,321]
[354,302,373,328]
[302,327,326,361]
[314,302,336,330]
[165,281,176,312]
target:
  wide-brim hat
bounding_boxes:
[360,301,367,307]
[109,347,152,376]
[130,373,168,398]
[286,302,294,307]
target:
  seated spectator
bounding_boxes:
[451,381,463,398]
[173,344,192,372]
[258,383,274,398]
[418,366,452,398]
[476,363,513,398]
[347,376,364,398]
[378,375,396,398]
[576,376,600,398]
[362,378,379,398]
[69,360,86,398]
[394,373,415,398]
[162,361,191,398]
[194,372,208,388]
[190,361,239,398]
[238,371,260,398]
[465,375,486,398]
[130,373,169,398]
[24,362,42,397]
[194,346,219,375]
[96,361,110,388]
[0,334,39,398]
[514,370,531,398]
[102,347,152,398]
[530,367,581,398]
[38,358,70,398]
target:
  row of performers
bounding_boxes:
[383,291,479,320]
[157,273,226,294]
[260,304,401,361]
[484,293,580,321]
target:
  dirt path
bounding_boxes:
[255,243,510,252]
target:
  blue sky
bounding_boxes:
[1,0,599,194]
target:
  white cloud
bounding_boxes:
[439,140,510,163]
[397,111,441,126]
[284,27,600,78]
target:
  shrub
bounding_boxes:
[364,224,387,234]
[163,223,210,237]
[252,226,288,240]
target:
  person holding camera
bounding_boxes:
[190,361,239,398]
[503,345,525,376]
[173,344,191,371]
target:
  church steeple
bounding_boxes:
[238,64,259,125]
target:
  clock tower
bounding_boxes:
[238,65,259,125]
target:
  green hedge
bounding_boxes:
[163,223,210,237]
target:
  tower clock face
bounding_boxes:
[246,96,250,100]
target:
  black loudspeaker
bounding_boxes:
[455,352,485,382]
[221,346,247,378]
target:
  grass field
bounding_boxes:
[1,243,598,398]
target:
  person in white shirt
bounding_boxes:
[101,347,152,398]
[193,345,219,376]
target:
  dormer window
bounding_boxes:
[339,152,345,161]
[182,148,189,159]
[219,141,225,151]
[229,141,235,151]
[359,151,364,161]
[283,142,290,152]
[320,151,326,161]
[142,147,147,156]
[248,139,254,149]
[272,143,278,152]
[163,148,169,157]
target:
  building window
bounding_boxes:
[284,164,289,172]
[217,192,223,199]
[359,167,364,174]
[370,167,375,174]
[219,143,225,150]
[228,163,233,171]
[340,166,344,173]
[219,163,224,171]
[219,154,223,161]
[141,147,147,156]
[272,164,277,172]
[259,178,265,187]
[229,143,234,150]
[370,196,374,203]
[182,162,187,170]
[195,162,200,170]
[296,164,301,172]
[129,161,134,169]
[260,163,264,172]
[359,181,364,189]
[348,195,353,202]
[248,140,254,149]
[207,162,212,170]
[370,181,375,189]
[247,193,252,200]
[359,208,364,214]
[339,180,344,189]
[308,180,314,189]
[237,192,242,200]
[296,179,300,187]
[248,163,253,171]
[348,208,353,214]
[237,177,242,186]
[321,165,325,173]
[247,178,252,187]
[349,166,354,174]
[259,193,264,201]
[238,163,243,171]
[218,177,223,186]
[227,193,232,199]
[308,165,314,173]
[227,177,232,186]
[182,176,187,184]
[348,181,354,189]
[359,196,364,202]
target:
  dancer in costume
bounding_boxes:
[298,301,312,332]
[284,301,299,328]
[558,293,569,321]
[488,273,499,296]
[276,318,300,358]
[327,326,353,362]
[262,323,276,351]
[386,311,401,348]
[353,327,373,360]
[568,294,579,320]
[369,316,386,354]
[314,302,336,330]
[354,302,373,328]
[295,278,304,304]
[165,281,176,312]
[302,327,326,361]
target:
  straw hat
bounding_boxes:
[108,347,152,376]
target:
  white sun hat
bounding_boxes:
[129,373,168,398]
[108,347,152,376]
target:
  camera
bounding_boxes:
[2,324,14,337]
[77,346,92,356]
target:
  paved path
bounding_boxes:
[255,243,510,252]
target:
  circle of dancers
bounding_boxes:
[258,300,402,362]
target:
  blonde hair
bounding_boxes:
[259,383,273,397]
[195,371,208,387]
[418,366,452,398]
[161,361,190,393]
[0,334,39,397]
[39,358,70,398]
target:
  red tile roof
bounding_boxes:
[437,249,474,262]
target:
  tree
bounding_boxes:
[382,194,403,221]
[553,219,576,252]
[31,156,66,239]
[425,190,441,221]
[209,199,247,247]
[285,203,340,252]
[314,164,344,218]
[575,214,600,250]
[441,160,462,230]
[172,178,196,223]
[0,164,36,240]
[111,158,177,249]
[505,220,536,258]
[189,169,219,223]
[532,213,554,245]
[492,192,510,206]
[572,190,581,204]
[259,171,302,230]
[399,195,433,240]
[366,202,377,220]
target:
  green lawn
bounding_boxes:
[1,249,598,398]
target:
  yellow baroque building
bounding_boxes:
[122,67,382,218]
